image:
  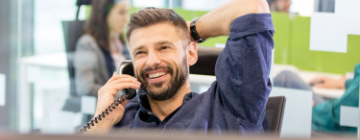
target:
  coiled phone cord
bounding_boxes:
[76,95,127,134]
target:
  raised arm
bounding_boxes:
[194,0,270,40]
[194,0,274,130]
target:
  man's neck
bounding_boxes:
[147,80,191,121]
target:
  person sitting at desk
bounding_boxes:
[267,0,297,18]
[274,64,360,133]
[268,0,292,14]
[82,0,274,134]
[311,64,359,133]
[74,0,131,97]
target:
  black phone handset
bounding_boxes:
[77,60,137,134]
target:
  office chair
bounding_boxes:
[119,47,286,135]
[189,47,223,75]
[61,0,92,112]
[265,96,286,134]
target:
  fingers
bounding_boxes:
[111,83,140,94]
[99,75,141,97]
[313,84,326,88]
[111,77,141,85]
[93,73,140,127]
[309,76,325,84]
[110,77,141,91]
[107,73,135,84]
[100,82,140,97]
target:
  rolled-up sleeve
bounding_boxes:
[215,14,274,129]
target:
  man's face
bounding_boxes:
[128,23,190,101]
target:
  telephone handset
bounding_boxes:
[117,60,137,99]
[77,60,136,133]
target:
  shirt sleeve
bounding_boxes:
[214,14,274,129]
[345,79,353,89]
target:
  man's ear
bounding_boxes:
[187,41,198,66]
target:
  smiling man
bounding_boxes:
[84,0,274,134]
[130,22,190,103]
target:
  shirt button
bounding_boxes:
[147,112,152,115]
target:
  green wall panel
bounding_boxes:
[275,14,360,74]
[289,16,317,71]
[314,35,360,74]
[272,12,292,64]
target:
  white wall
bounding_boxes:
[290,0,315,16]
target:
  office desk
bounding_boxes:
[20,53,68,68]
[18,53,69,133]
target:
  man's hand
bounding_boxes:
[309,76,346,89]
[85,72,141,134]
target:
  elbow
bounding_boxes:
[229,0,271,22]
[252,0,271,14]
[237,0,270,14]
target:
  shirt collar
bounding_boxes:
[137,92,194,123]
[138,92,194,110]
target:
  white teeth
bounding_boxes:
[149,72,166,79]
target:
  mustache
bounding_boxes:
[139,65,174,78]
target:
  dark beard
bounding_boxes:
[136,59,188,101]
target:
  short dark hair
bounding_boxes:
[126,8,190,43]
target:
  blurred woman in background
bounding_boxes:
[74,0,130,97]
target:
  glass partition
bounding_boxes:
[0,0,358,138]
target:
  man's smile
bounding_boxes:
[145,69,171,84]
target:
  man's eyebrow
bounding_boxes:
[155,41,175,46]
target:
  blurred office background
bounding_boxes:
[0,0,359,137]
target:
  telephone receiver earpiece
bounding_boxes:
[117,60,137,100]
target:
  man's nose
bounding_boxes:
[146,51,161,68]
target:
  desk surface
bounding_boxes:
[272,64,345,99]
[20,52,67,68]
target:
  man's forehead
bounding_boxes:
[128,23,184,49]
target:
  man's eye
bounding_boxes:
[160,46,169,50]
[135,51,144,55]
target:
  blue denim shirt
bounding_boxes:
[115,14,274,134]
